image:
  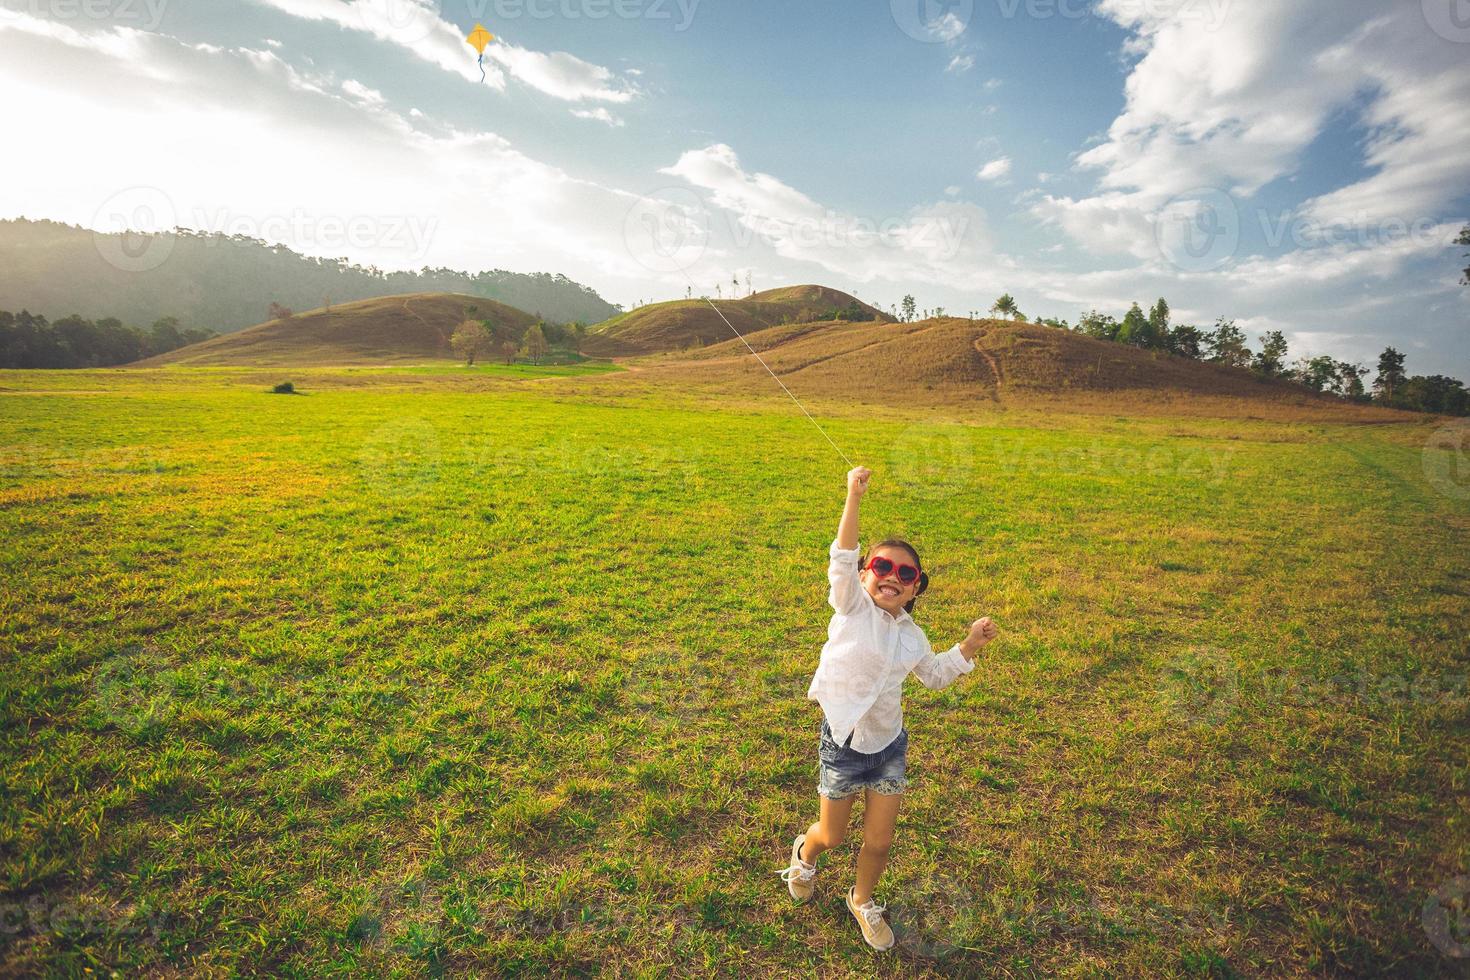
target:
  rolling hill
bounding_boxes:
[139,293,534,367]
[581,284,890,356]
[134,283,1403,419]
[615,314,1405,419]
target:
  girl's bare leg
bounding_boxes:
[853,788,902,904]
[799,794,856,864]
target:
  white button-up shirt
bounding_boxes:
[806,539,974,753]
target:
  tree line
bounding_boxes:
[0,309,215,369]
[1004,295,1466,415]
[450,311,589,366]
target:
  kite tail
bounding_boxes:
[478,54,485,83]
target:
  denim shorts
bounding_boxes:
[817,718,908,800]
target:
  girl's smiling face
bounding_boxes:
[860,544,922,616]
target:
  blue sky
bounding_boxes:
[2,0,1467,377]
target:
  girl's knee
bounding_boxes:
[818,825,847,848]
[862,830,893,853]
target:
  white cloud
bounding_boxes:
[341,78,385,105]
[976,157,1012,182]
[932,12,966,42]
[1040,1,1470,257]
[0,15,659,293]
[250,0,638,103]
[571,107,625,127]
[946,54,974,73]
[660,144,1002,289]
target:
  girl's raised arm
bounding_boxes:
[836,466,871,550]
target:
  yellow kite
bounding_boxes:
[466,24,495,83]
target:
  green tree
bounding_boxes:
[1398,375,1468,415]
[1294,354,1338,392]
[451,319,492,366]
[900,295,917,322]
[1077,310,1119,341]
[1374,347,1406,403]
[1117,303,1147,345]
[989,293,1021,320]
[1167,323,1205,359]
[521,322,549,364]
[1254,330,1289,377]
[1336,361,1367,400]
[1207,317,1251,369]
[1142,298,1170,349]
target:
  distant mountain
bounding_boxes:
[0,218,620,333]
[138,293,535,367]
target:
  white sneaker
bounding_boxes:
[777,834,817,903]
[846,886,895,951]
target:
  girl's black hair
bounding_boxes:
[862,538,930,614]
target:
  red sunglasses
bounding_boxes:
[864,556,921,585]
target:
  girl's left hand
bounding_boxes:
[963,617,999,654]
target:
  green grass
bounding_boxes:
[1,367,1467,976]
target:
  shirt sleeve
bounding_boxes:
[827,538,864,615]
[910,641,975,690]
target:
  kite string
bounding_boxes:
[690,289,855,470]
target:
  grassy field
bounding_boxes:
[2,366,1468,976]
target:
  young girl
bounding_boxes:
[779,465,998,951]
